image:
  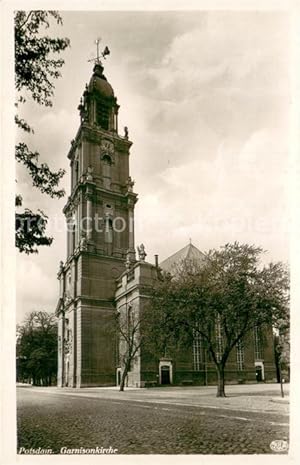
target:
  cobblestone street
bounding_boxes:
[17,384,289,455]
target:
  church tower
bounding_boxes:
[56,53,138,387]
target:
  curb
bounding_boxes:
[270,398,289,404]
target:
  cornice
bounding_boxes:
[80,123,133,150]
[66,122,133,162]
[115,283,154,302]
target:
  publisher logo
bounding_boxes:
[270,440,288,453]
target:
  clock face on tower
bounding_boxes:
[101,139,114,154]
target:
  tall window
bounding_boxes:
[126,305,134,372]
[105,218,113,244]
[215,316,223,362]
[71,224,75,254]
[75,160,79,184]
[65,271,71,297]
[97,102,109,129]
[254,326,263,360]
[127,305,132,333]
[67,213,76,256]
[236,340,244,371]
[102,155,112,190]
[193,330,203,371]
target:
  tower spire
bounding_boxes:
[95,37,101,63]
[88,38,110,66]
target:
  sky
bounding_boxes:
[16,10,291,323]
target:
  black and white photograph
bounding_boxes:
[1,0,299,462]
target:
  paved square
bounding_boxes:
[18,385,289,454]
[17,383,289,454]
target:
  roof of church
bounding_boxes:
[159,243,206,274]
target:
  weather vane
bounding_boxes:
[88,38,110,64]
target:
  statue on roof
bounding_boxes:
[79,232,88,251]
[127,176,134,192]
[86,166,94,182]
[137,243,147,262]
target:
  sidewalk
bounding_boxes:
[23,383,290,415]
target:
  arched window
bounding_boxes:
[215,316,223,362]
[236,340,244,371]
[127,304,132,332]
[102,155,112,174]
[97,102,109,130]
[105,218,113,244]
[67,217,76,257]
[254,326,264,360]
[193,330,203,371]
[102,155,112,189]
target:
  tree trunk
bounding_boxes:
[119,371,126,391]
[279,363,284,398]
[216,364,226,397]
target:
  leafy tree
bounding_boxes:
[116,305,143,391]
[146,242,289,397]
[15,10,70,253]
[115,297,161,391]
[16,311,57,385]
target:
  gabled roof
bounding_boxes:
[159,243,206,274]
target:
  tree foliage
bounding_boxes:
[15,11,69,107]
[15,209,53,253]
[146,242,289,397]
[15,10,70,253]
[16,311,58,386]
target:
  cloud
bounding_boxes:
[121,11,289,198]
[16,257,60,320]
[135,127,289,264]
[160,12,288,93]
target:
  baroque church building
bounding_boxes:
[56,58,277,388]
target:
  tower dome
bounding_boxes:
[78,59,119,132]
[88,63,114,98]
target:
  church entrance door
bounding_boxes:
[161,366,170,385]
[256,366,263,382]
[116,368,121,386]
